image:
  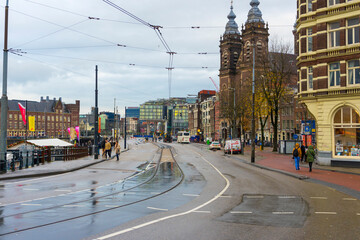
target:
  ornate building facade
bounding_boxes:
[296,0,360,166]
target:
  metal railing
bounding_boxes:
[0,146,89,173]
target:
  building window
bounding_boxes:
[307,28,313,52]
[308,67,313,89]
[329,22,341,48]
[348,60,360,85]
[328,0,340,6]
[347,18,360,45]
[329,62,340,87]
[307,0,312,12]
[334,107,360,157]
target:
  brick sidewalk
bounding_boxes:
[236,146,360,192]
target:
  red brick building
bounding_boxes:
[0,96,80,138]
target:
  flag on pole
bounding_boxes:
[18,102,26,125]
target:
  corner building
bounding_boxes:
[296,0,360,166]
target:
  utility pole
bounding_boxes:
[114,98,116,141]
[124,107,127,149]
[0,0,10,172]
[251,39,256,163]
[94,66,99,159]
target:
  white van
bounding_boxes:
[177,131,190,144]
[224,139,241,154]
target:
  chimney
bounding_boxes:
[59,97,62,102]
[46,96,49,101]
[41,96,44,102]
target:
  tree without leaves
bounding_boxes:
[259,40,295,152]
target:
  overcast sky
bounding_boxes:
[0,0,296,115]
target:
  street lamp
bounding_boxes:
[251,38,256,163]
[0,1,10,172]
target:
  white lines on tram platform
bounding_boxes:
[231,211,253,214]
[315,212,337,215]
[278,196,297,199]
[272,212,294,215]
[245,195,264,199]
[147,207,168,212]
[310,197,328,200]
[342,198,357,201]
[21,203,42,206]
[193,210,211,214]
[23,188,39,191]
[183,194,200,197]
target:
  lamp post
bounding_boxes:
[251,39,256,163]
[94,65,99,159]
[0,0,10,172]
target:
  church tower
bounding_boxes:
[238,0,269,70]
[219,2,242,91]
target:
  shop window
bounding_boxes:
[334,107,360,157]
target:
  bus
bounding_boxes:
[177,131,190,144]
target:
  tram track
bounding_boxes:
[0,143,184,237]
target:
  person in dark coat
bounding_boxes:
[306,145,316,172]
[300,144,306,162]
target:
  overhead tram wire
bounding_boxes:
[103,0,176,99]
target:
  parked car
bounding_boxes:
[209,141,221,150]
[224,139,242,154]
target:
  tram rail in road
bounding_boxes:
[0,143,184,237]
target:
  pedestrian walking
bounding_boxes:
[105,139,112,159]
[101,139,106,158]
[292,143,302,170]
[115,141,121,161]
[306,145,316,172]
[300,144,306,162]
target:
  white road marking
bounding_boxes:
[245,196,264,199]
[147,207,168,212]
[342,198,357,201]
[231,211,253,214]
[219,195,232,198]
[151,192,161,195]
[315,212,337,215]
[310,197,328,200]
[183,194,200,197]
[3,172,70,185]
[63,205,84,207]
[272,212,294,215]
[95,151,231,240]
[124,192,136,195]
[105,205,120,208]
[54,189,72,192]
[21,203,42,206]
[278,196,297,199]
[23,188,39,191]
[193,210,211,213]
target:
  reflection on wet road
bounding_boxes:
[0,157,184,238]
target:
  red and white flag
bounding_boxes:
[18,102,26,125]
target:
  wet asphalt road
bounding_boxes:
[0,142,359,240]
